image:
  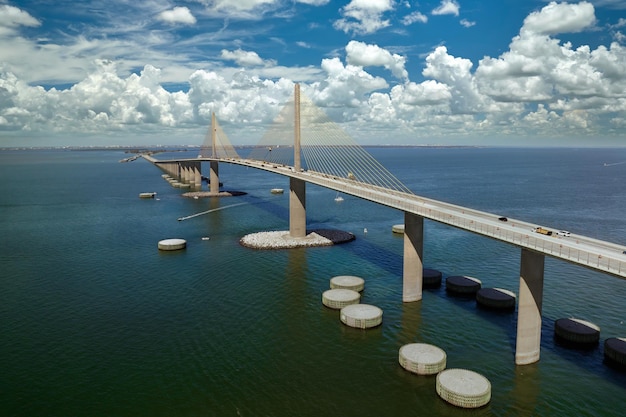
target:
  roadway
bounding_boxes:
[158,156,626,279]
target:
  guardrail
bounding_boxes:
[291,166,626,279]
[154,156,626,279]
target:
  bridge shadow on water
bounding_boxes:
[229,190,625,387]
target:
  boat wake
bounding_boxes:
[603,161,626,167]
[177,202,249,221]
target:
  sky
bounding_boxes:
[1,0,626,147]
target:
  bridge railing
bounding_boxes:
[299,168,626,277]
[214,159,626,278]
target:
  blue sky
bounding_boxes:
[1,0,626,147]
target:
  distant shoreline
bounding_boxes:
[2,144,624,151]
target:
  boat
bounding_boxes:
[270,188,284,194]
[139,192,157,198]
[201,237,210,241]
[334,192,344,202]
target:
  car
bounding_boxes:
[498,216,508,222]
[557,230,571,237]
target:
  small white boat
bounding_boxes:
[270,188,284,194]
[139,192,157,198]
[334,192,344,202]
[201,237,210,241]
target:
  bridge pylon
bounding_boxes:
[209,112,220,194]
[289,84,306,238]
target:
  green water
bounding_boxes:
[0,148,625,416]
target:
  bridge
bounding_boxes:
[141,85,626,366]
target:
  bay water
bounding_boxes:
[1,147,625,416]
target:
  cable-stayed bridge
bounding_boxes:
[142,85,626,366]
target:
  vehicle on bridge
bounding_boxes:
[533,227,553,236]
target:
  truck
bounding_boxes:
[533,227,552,236]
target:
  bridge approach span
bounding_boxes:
[162,155,626,280]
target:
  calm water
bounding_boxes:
[1,147,625,417]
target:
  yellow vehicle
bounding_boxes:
[533,227,552,236]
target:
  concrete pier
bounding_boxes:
[515,248,545,365]
[289,177,306,238]
[403,212,424,302]
[210,161,219,193]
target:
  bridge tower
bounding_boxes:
[209,112,220,194]
[289,84,307,238]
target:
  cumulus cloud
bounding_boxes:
[308,57,389,108]
[521,1,596,35]
[220,49,274,67]
[345,41,408,80]
[475,1,626,107]
[432,0,460,17]
[157,7,197,25]
[334,0,394,35]
[2,0,626,145]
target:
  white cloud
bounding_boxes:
[521,1,596,36]
[423,46,487,114]
[345,41,408,80]
[432,0,460,17]
[0,5,40,29]
[308,57,389,108]
[2,0,626,146]
[333,0,394,35]
[402,11,428,25]
[476,2,626,107]
[220,49,274,67]
[460,19,475,28]
[157,7,197,25]
[296,0,331,5]
[209,0,277,12]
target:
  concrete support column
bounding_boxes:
[403,212,424,302]
[193,161,202,190]
[180,162,189,184]
[289,177,306,238]
[515,248,545,365]
[210,161,219,194]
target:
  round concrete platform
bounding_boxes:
[392,224,405,234]
[330,275,365,292]
[158,238,186,251]
[446,275,482,296]
[423,268,443,289]
[436,368,491,409]
[476,288,516,310]
[322,289,360,310]
[340,304,383,329]
[554,318,600,346]
[399,343,447,375]
[604,337,626,369]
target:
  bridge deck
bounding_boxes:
[151,155,626,279]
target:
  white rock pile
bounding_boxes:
[240,229,354,249]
